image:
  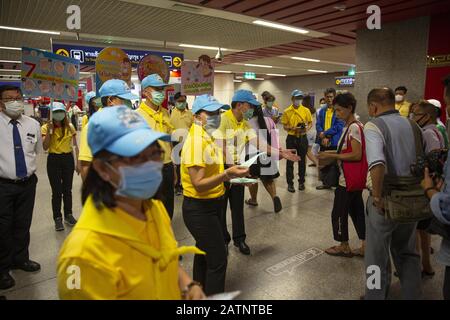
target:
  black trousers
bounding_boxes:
[331,185,366,242]
[221,182,246,244]
[47,153,74,220]
[444,266,450,300]
[161,163,175,219]
[286,135,308,185]
[0,175,37,273]
[183,197,227,295]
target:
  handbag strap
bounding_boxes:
[337,121,356,154]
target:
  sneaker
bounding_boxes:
[55,218,64,231]
[64,215,77,227]
[287,185,295,193]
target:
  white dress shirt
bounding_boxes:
[0,111,42,180]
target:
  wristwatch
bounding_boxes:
[181,281,202,298]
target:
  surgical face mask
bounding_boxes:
[107,160,163,200]
[293,99,302,107]
[52,112,66,122]
[395,94,404,102]
[151,91,165,106]
[4,100,24,118]
[244,108,254,120]
[266,101,274,108]
[205,114,221,132]
[175,102,186,110]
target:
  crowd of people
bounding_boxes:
[0,74,449,300]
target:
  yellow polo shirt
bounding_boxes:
[137,102,174,164]
[81,114,89,131]
[170,108,193,130]
[78,125,92,162]
[395,100,412,117]
[181,124,225,199]
[213,109,257,164]
[57,196,203,300]
[280,105,312,137]
[41,123,76,154]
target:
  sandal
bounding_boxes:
[325,245,353,258]
[352,247,365,257]
[245,199,258,206]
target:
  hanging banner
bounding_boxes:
[95,47,131,95]
[181,55,214,96]
[138,54,170,83]
[21,47,80,101]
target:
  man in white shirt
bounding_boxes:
[0,85,42,290]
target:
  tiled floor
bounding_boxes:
[0,134,446,300]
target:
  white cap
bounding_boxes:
[427,99,441,109]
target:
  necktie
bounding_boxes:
[11,120,28,179]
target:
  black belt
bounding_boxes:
[0,174,36,184]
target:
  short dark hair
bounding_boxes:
[0,85,22,99]
[324,88,336,96]
[443,74,450,99]
[367,88,395,107]
[333,92,357,113]
[416,100,438,120]
[395,86,407,94]
[261,91,271,99]
[174,92,186,101]
[231,101,238,109]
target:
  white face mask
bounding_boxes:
[395,94,404,102]
[4,100,24,118]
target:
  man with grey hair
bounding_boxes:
[363,87,422,300]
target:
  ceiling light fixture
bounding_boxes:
[214,70,232,73]
[244,63,272,68]
[0,46,21,51]
[291,57,321,63]
[253,78,265,81]
[252,20,309,34]
[233,80,242,83]
[179,44,229,51]
[0,59,21,64]
[307,69,328,73]
[0,25,60,35]
[266,73,286,77]
[0,69,20,72]
[333,4,347,11]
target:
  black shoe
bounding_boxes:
[64,215,77,227]
[0,273,15,290]
[273,196,282,213]
[55,218,64,231]
[298,184,305,191]
[234,241,251,255]
[316,185,332,190]
[11,260,41,273]
[287,185,295,193]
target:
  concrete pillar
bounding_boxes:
[354,16,430,122]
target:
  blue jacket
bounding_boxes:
[316,106,344,147]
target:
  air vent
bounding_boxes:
[172,3,203,13]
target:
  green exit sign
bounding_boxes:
[348,68,355,76]
[244,72,256,79]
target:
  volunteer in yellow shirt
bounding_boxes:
[181,94,249,295]
[58,106,205,300]
[78,79,138,181]
[80,91,99,131]
[281,89,312,193]
[42,102,79,231]
[395,86,412,117]
[137,74,175,219]
[170,92,193,196]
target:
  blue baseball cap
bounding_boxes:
[52,102,66,112]
[232,90,261,106]
[141,74,169,89]
[88,105,171,157]
[291,89,304,97]
[84,91,96,106]
[99,79,138,100]
[192,94,229,114]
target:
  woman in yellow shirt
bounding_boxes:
[57,105,205,300]
[42,102,79,231]
[80,91,99,131]
[181,95,249,295]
